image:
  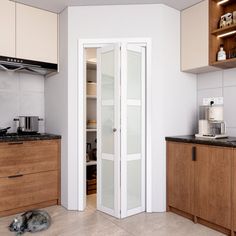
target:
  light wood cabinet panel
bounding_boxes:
[16,3,58,63]
[0,140,59,177]
[0,0,15,57]
[181,0,215,73]
[194,146,232,229]
[167,142,194,215]
[0,139,61,217]
[0,170,58,212]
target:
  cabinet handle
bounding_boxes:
[8,142,23,145]
[192,147,196,161]
[8,174,23,179]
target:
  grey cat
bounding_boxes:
[9,210,51,235]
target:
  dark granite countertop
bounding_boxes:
[165,135,236,148]
[0,133,61,143]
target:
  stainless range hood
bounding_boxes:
[0,56,58,77]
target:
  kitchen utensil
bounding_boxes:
[196,104,227,139]
[87,81,97,96]
[208,106,224,121]
[87,120,96,129]
[0,127,11,135]
[198,120,210,135]
[14,116,43,133]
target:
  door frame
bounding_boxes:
[77,38,152,213]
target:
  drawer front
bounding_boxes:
[0,170,58,212]
[0,140,59,177]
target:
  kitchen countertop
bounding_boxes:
[0,133,61,143]
[165,135,236,148]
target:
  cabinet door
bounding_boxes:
[195,145,232,229]
[181,0,209,72]
[0,170,58,212]
[16,3,58,63]
[0,0,15,57]
[167,142,194,214]
[0,140,59,177]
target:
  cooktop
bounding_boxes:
[0,132,42,137]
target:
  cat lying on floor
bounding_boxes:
[8,210,51,235]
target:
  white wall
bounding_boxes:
[63,4,196,211]
[45,4,197,211]
[197,68,236,136]
[45,8,69,208]
[0,71,45,132]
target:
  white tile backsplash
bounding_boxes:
[227,128,236,136]
[224,86,236,127]
[19,73,44,92]
[0,91,19,132]
[197,71,223,90]
[19,92,44,117]
[0,71,19,91]
[197,69,236,136]
[197,88,223,106]
[223,68,236,87]
[0,72,44,132]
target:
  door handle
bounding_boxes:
[8,174,23,179]
[192,147,196,161]
[113,128,117,132]
[8,142,23,145]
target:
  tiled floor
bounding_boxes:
[0,194,224,236]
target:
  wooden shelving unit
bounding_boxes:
[87,61,97,70]
[87,95,97,99]
[209,0,236,69]
[211,57,236,68]
[86,129,97,132]
[211,24,236,36]
[86,160,97,166]
[86,55,97,196]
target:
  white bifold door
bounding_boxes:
[97,43,146,219]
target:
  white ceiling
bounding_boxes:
[13,0,203,13]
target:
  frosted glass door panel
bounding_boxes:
[97,44,120,218]
[127,106,141,154]
[101,159,114,209]
[101,106,114,154]
[101,51,115,100]
[127,160,141,210]
[127,50,142,100]
[121,44,145,218]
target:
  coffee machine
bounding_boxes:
[195,102,227,139]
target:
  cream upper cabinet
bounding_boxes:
[16,4,58,64]
[0,0,15,57]
[181,0,214,73]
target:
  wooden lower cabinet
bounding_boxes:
[0,171,58,212]
[0,139,61,217]
[0,140,58,177]
[167,141,235,235]
[167,142,194,215]
[195,146,232,230]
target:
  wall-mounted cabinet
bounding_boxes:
[181,0,216,73]
[16,4,58,64]
[209,0,236,69]
[0,1,58,64]
[0,0,15,57]
[182,0,236,73]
